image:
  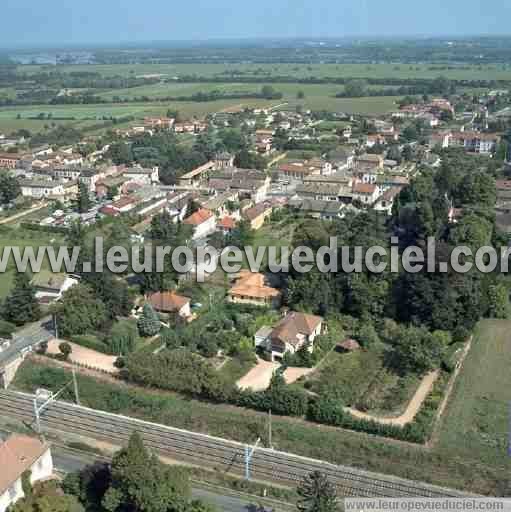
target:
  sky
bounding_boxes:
[1,0,510,47]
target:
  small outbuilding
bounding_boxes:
[336,338,361,353]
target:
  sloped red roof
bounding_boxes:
[183,208,214,226]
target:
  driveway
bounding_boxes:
[236,358,279,391]
[47,339,118,374]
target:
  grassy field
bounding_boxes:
[0,98,285,133]
[436,319,511,471]
[19,62,511,81]
[0,227,67,298]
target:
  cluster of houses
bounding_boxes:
[113,117,208,138]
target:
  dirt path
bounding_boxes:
[427,337,473,447]
[236,357,279,391]
[346,370,440,427]
[0,201,47,225]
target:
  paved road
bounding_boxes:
[0,390,472,498]
[0,317,54,369]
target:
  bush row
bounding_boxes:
[123,348,448,444]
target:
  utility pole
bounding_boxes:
[244,437,261,481]
[268,409,273,449]
[53,314,58,339]
[72,369,80,406]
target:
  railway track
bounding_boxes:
[0,390,471,498]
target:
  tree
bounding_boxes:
[102,432,190,512]
[137,303,161,337]
[2,272,40,326]
[75,182,91,214]
[59,342,72,360]
[107,185,119,200]
[487,284,510,319]
[52,284,107,338]
[392,325,446,375]
[21,470,33,499]
[297,90,305,100]
[344,79,367,98]
[0,174,21,204]
[227,219,254,248]
[297,471,337,512]
[10,481,84,512]
[234,149,266,170]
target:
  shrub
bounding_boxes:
[70,335,112,355]
[0,320,16,338]
[137,304,161,337]
[59,342,72,360]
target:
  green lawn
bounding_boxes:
[0,228,67,298]
[437,319,511,471]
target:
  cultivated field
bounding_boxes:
[19,62,511,81]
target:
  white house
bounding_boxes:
[123,166,159,184]
[30,271,78,303]
[0,435,54,512]
[183,208,216,240]
[352,182,380,205]
[19,180,65,199]
[257,312,323,362]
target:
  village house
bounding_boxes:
[51,166,82,182]
[303,172,353,188]
[201,190,239,218]
[355,153,384,170]
[217,216,237,234]
[208,168,270,204]
[122,166,159,184]
[352,182,380,205]
[228,271,281,308]
[19,179,65,199]
[374,187,402,215]
[255,129,274,155]
[288,198,347,220]
[242,201,273,230]
[450,132,500,154]
[144,117,175,130]
[0,153,21,169]
[183,208,216,239]
[328,148,355,171]
[147,291,192,320]
[178,161,216,188]
[256,311,323,362]
[79,168,105,192]
[95,176,130,199]
[30,271,78,304]
[295,182,353,203]
[110,196,139,213]
[0,435,54,512]
[429,131,451,149]
[214,152,235,168]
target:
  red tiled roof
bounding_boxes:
[218,216,236,230]
[271,312,323,348]
[148,291,190,313]
[353,183,377,194]
[183,208,213,226]
[0,435,49,494]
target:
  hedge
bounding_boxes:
[69,335,114,355]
